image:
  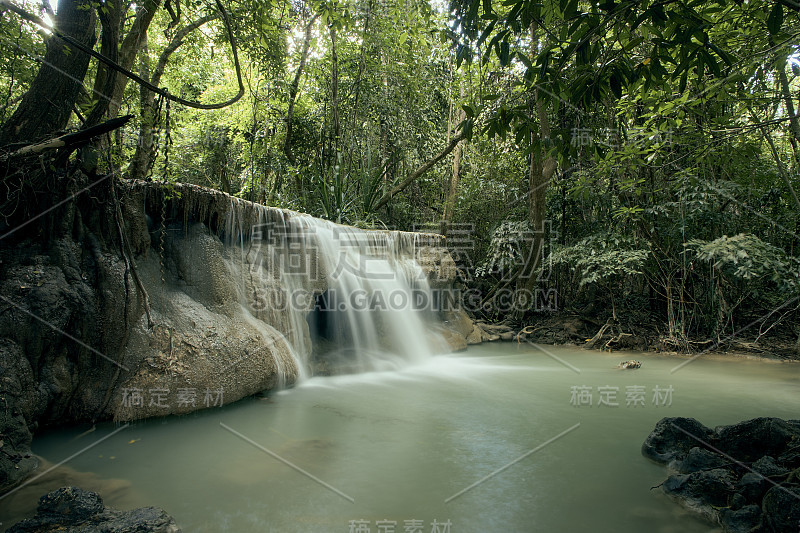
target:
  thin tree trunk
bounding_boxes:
[380,51,391,193]
[515,24,557,316]
[128,13,218,180]
[106,0,160,119]
[84,0,160,128]
[777,62,800,167]
[128,34,153,182]
[0,0,97,146]
[347,0,372,143]
[443,80,466,230]
[373,130,467,210]
[284,13,319,166]
[83,1,123,128]
[329,24,340,149]
[747,106,800,211]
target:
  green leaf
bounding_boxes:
[476,19,497,47]
[499,40,510,66]
[517,50,532,69]
[564,0,579,18]
[609,73,622,99]
[456,44,468,67]
[622,36,644,52]
[767,3,783,35]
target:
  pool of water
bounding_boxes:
[3,344,799,532]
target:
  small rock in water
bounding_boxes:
[618,360,641,369]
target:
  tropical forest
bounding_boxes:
[0,0,799,531]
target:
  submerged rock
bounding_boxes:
[643,416,800,533]
[6,486,180,532]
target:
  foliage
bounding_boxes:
[551,232,650,288]
[475,220,533,278]
[1,0,800,342]
[686,234,800,291]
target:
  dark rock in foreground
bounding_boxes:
[643,417,800,532]
[6,486,181,532]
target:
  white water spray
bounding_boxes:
[222,200,444,378]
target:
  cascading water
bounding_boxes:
[298,216,444,373]
[222,199,445,378]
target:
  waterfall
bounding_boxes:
[222,199,444,378]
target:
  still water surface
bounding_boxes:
[4,344,800,532]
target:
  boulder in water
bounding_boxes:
[6,486,181,532]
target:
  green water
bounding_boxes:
[3,344,799,532]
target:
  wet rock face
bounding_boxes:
[641,416,715,467]
[643,417,800,532]
[0,179,469,491]
[6,486,181,532]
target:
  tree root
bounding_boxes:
[583,316,632,352]
[584,317,613,349]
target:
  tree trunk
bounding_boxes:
[83,0,123,128]
[514,24,557,317]
[128,35,153,182]
[329,24,341,150]
[0,0,97,146]
[373,130,467,211]
[442,81,466,231]
[127,13,218,180]
[84,0,161,128]
[284,13,319,166]
[106,0,160,119]
[347,0,372,146]
[776,62,800,168]
[380,51,392,194]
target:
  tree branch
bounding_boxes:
[373,130,468,211]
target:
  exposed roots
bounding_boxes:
[584,316,632,352]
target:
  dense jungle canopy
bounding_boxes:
[1,0,799,351]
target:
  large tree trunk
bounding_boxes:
[0,0,97,146]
